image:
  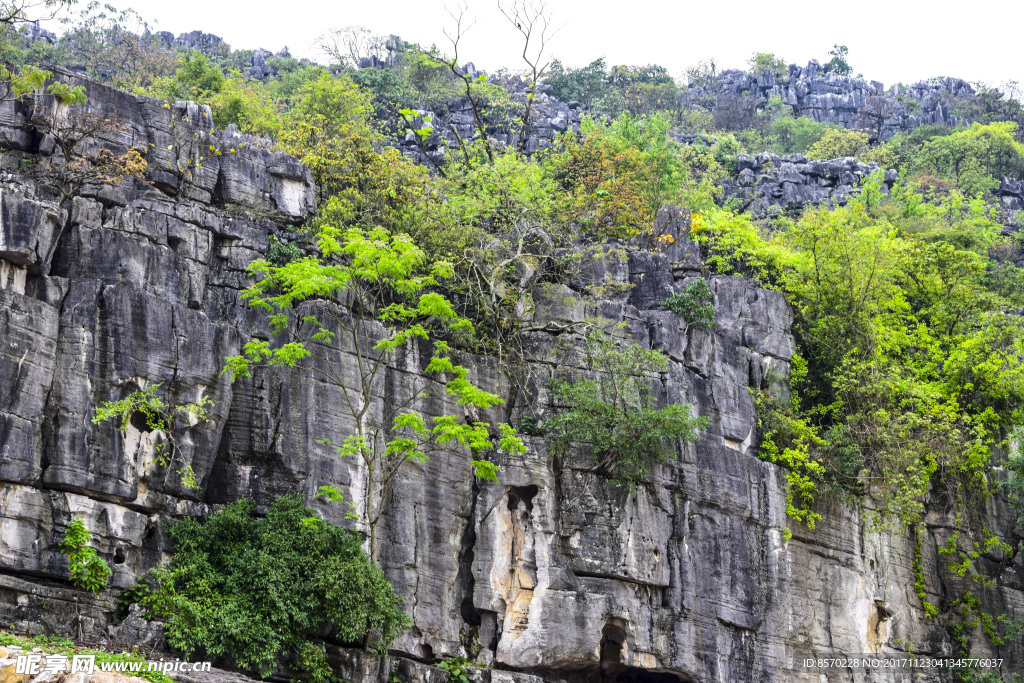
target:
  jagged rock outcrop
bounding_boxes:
[1,73,1023,683]
[718,152,897,215]
[716,151,1024,237]
[391,79,583,166]
[1000,177,1024,233]
[692,61,975,140]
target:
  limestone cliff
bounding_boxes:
[0,71,1022,683]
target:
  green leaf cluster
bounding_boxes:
[92,384,213,488]
[545,331,709,485]
[137,496,409,681]
[59,518,111,594]
[691,174,1024,530]
[660,279,717,327]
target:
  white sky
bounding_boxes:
[44,0,1024,92]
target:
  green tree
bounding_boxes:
[224,217,526,559]
[916,122,1024,196]
[748,52,788,79]
[545,330,708,485]
[0,0,72,100]
[771,116,832,154]
[289,71,372,141]
[806,127,869,159]
[543,57,607,107]
[141,496,410,681]
[60,518,111,594]
[210,76,282,138]
[824,44,852,76]
[52,2,175,89]
[158,51,225,100]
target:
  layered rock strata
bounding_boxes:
[0,73,1021,683]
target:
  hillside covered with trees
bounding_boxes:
[1,1,1024,682]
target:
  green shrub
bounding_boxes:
[770,116,833,155]
[545,331,708,485]
[823,45,852,76]
[59,518,111,594]
[266,234,302,266]
[660,279,717,327]
[806,128,869,160]
[748,52,787,80]
[139,496,409,681]
[435,657,472,682]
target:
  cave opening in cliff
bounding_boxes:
[129,410,151,432]
[600,623,626,663]
[506,484,538,513]
[592,623,693,683]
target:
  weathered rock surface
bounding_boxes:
[0,73,1022,683]
[691,62,976,140]
[719,151,895,215]
[715,151,1024,239]
[388,76,582,167]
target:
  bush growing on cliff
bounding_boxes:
[806,127,869,160]
[140,496,409,681]
[690,179,1024,530]
[660,279,717,327]
[210,77,283,137]
[915,122,1024,196]
[770,116,833,155]
[93,383,213,489]
[545,330,709,485]
[748,52,788,80]
[547,113,688,239]
[60,518,111,594]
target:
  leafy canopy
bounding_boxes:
[60,518,111,594]
[691,176,1024,529]
[545,331,709,485]
[139,496,409,682]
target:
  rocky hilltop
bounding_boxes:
[688,61,978,141]
[0,68,1022,683]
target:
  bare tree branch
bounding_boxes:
[441,2,494,164]
[497,0,558,153]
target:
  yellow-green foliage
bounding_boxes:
[547,113,689,239]
[748,52,788,79]
[210,77,283,137]
[692,176,1024,531]
[916,122,1024,196]
[806,127,869,160]
[912,528,938,617]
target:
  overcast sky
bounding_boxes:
[46,0,1024,92]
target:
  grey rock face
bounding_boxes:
[0,74,1021,683]
[690,63,976,140]
[386,74,583,166]
[1000,177,1024,236]
[720,152,893,215]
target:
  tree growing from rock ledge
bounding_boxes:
[224,204,526,559]
[27,80,147,270]
[544,330,708,485]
